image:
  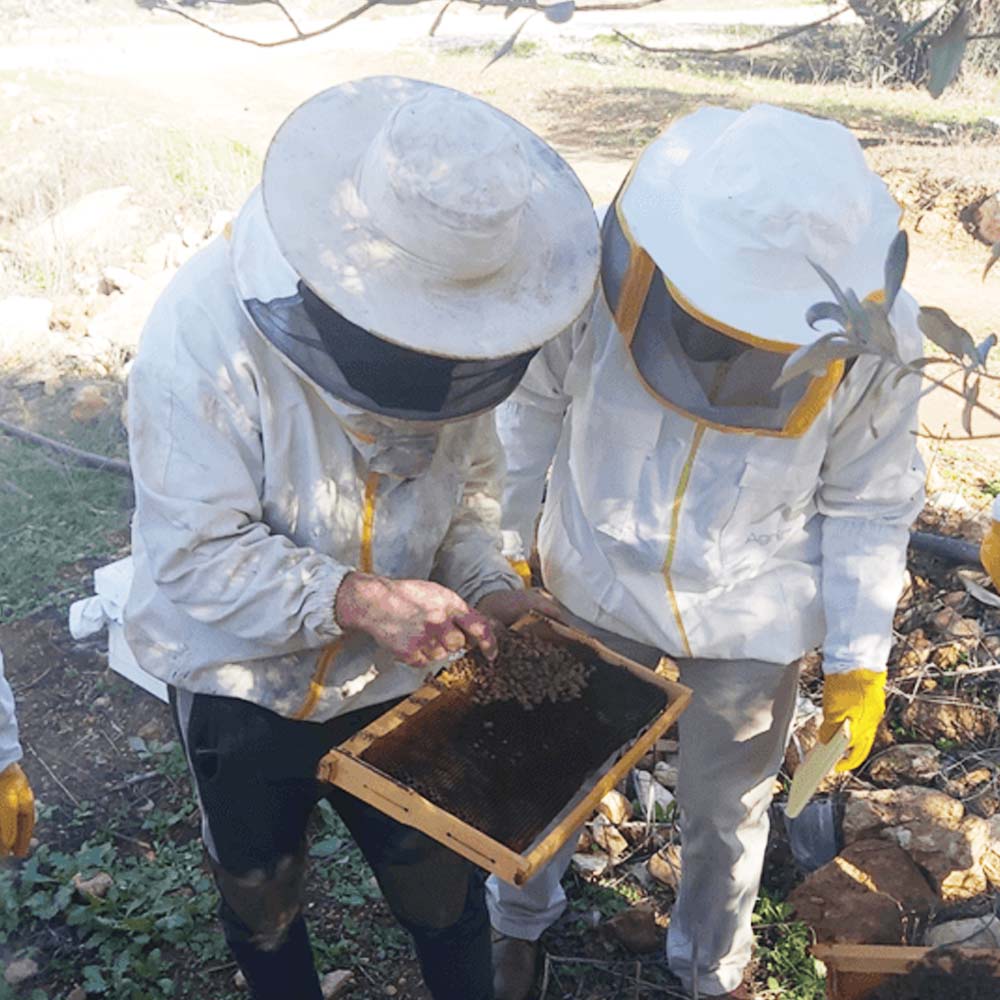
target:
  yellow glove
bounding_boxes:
[981,519,1000,591]
[509,560,533,587]
[0,762,35,858]
[819,670,886,772]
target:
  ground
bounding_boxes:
[0,2,998,998]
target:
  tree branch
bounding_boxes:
[147,0,379,47]
[614,4,850,56]
[0,418,132,478]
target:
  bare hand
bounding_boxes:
[335,573,496,667]
[476,588,564,629]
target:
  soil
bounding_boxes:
[867,951,1000,1000]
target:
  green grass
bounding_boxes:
[752,892,826,1000]
[0,433,129,623]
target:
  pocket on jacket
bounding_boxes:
[718,457,819,578]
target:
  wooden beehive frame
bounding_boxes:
[813,943,1000,1000]
[317,616,691,885]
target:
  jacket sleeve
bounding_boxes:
[817,291,926,676]
[495,318,583,560]
[0,652,22,773]
[128,298,350,652]
[431,415,524,607]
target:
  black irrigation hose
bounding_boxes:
[0,417,132,478]
[909,530,982,569]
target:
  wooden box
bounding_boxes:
[318,616,690,886]
[814,943,1000,1000]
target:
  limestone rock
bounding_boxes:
[100,266,142,295]
[601,903,661,954]
[653,760,679,789]
[900,698,996,744]
[85,269,173,353]
[927,914,1000,950]
[597,789,632,826]
[590,815,629,859]
[321,969,355,998]
[70,385,109,423]
[787,839,936,944]
[0,296,53,358]
[929,607,982,641]
[975,193,1000,244]
[3,958,39,986]
[234,969,247,989]
[571,852,610,879]
[845,786,990,900]
[983,816,1000,890]
[647,843,682,893]
[30,186,139,253]
[868,745,941,787]
[72,871,113,900]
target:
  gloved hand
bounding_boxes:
[509,560,533,588]
[819,669,886,772]
[0,762,35,858]
[336,573,497,667]
[476,587,564,629]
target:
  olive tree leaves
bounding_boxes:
[776,229,997,439]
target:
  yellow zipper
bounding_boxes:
[661,424,705,658]
[293,471,380,721]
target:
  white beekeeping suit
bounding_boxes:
[489,105,925,1000]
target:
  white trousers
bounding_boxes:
[487,640,799,996]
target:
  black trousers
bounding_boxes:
[169,689,493,1000]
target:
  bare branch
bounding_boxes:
[429,0,456,35]
[147,0,379,48]
[0,417,132,477]
[614,4,850,57]
[272,0,305,34]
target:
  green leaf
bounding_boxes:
[484,14,535,69]
[918,306,977,361]
[309,836,344,859]
[883,230,908,310]
[542,0,575,23]
[927,7,970,99]
[774,335,862,388]
[82,965,109,994]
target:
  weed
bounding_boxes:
[752,892,826,1000]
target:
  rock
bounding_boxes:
[632,769,675,820]
[0,296,53,358]
[319,969,354,1000]
[944,767,995,799]
[590,815,629,859]
[927,913,1000,950]
[3,958,39,986]
[901,698,997,744]
[845,786,990,901]
[100,266,142,295]
[597,789,632,826]
[787,839,936,944]
[208,210,234,238]
[67,987,87,1000]
[975,193,1000,244]
[653,760,679,789]
[383,985,397,996]
[929,607,982,641]
[600,903,661,954]
[71,385,109,423]
[30,186,139,254]
[72,871,113,899]
[85,270,173,353]
[141,233,187,275]
[983,816,1000,890]
[234,969,247,989]
[571,852,609,879]
[868,745,941,787]
[647,843,682,893]
[942,590,969,609]
[92,695,111,711]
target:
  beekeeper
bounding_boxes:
[124,77,598,1000]
[489,105,925,1000]
[0,649,34,858]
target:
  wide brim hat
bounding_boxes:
[261,76,600,360]
[617,104,902,348]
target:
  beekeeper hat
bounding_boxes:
[261,76,599,361]
[616,103,902,348]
